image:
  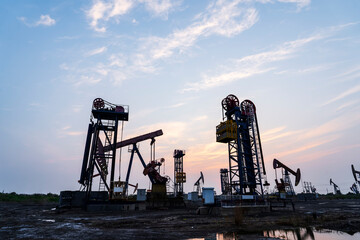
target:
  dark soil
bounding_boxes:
[1,199,360,239]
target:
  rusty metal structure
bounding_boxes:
[78,98,129,199]
[78,98,167,202]
[173,149,186,197]
[216,94,267,196]
[273,159,301,196]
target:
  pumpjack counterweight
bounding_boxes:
[216,94,267,196]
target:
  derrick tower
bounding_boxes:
[216,94,267,196]
[79,98,129,199]
[173,149,186,197]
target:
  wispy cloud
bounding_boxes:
[87,46,107,56]
[262,126,301,143]
[182,23,355,92]
[86,0,181,32]
[333,65,360,82]
[58,126,85,137]
[277,0,311,10]
[139,0,182,19]
[74,75,102,86]
[321,84,360,106]
[143,2,258,60]
[19,14,56,27]
[336,99,359,112]
[86,0,134,32]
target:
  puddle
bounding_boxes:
[263,228,360,240]
[188,228,360,240]
[39,219,56,223]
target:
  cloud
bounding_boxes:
[274,135,339,159]
[74,75,102,86]
[19,14,56,27]
[87,46,108,56]
[336,99,359,112]
[36,15,56,26]
[261,126,301,143]
[86,0,134,32]
[139,0,182,19]
[145,2,258,60]
[182,23,354,92]
[277,0,311,9]
[321,84,360,106]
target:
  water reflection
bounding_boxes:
[188,228,360,240]
[264,227,315,240]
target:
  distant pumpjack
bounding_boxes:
[273,159,301,196]
[303,181,316,194]
[194,172,204,195]
[351,165,360,195]
[173,150,186,197]
[330,178,341,195]
[350,183,359,194]
[216,94,267,196]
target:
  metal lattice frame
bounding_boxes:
[174,150,185,197]
[221,96,266,196]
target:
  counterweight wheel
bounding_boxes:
[93,98,105,110]
[241,99,256,115]
[222,94,239,111]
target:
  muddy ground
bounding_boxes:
[1,199,360,239]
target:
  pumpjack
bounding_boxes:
[330,178,341,195]
[273,159,301,196]
[193,172,204,196]
[351,165,360,194]
[78,98,168,202]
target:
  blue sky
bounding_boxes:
[0,0,359,195]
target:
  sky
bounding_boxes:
[0,0,359,195]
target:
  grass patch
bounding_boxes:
[318,193,360,200]
[0,192,59,203]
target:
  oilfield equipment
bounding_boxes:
[350,183,359,194]
[173,149,186,197]
[78,98,168,202]
[220,168,231,195]
[303,181,316,194]
[273,159,301,196]
[351,165,360,194]
[216,94,268,197]
[330,178,341,195]
[194,172,204,195]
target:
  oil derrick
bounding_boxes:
[330,178,341,195]
[220,168,230,195]
[216,94,267,196]
[173,150,186,197]
[273,159,301,196]
[78,98,129,199]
